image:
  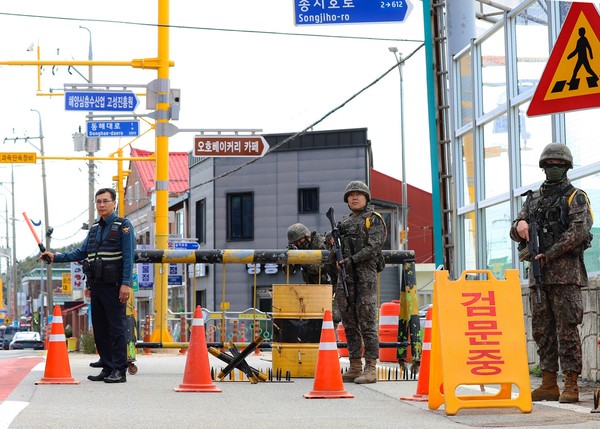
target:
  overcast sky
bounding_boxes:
[0,0,431,261]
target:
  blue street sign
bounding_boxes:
[168,275,183,285]
[294,0,412,25]
[86,120,140,138]
[65,91,139,112]
[173,241,200,250]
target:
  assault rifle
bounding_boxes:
[326,207,349,301]
[525,190,543,304]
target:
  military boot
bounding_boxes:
[559,371,579,403]
[342,358,363,382]
[354,358,377,384]
[531,370,559,401]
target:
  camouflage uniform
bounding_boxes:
[334,204,386,360]
[288,225,340,322]
[510,178,592,374]
[295,231,331,285]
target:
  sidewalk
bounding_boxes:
[4,351,600,429]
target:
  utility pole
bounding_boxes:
[3,122,51,321]
[80,26,97,231]
[389,47,409,250]
[10,166,18,321]
[30,109,53,313]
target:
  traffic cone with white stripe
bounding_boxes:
[174,305,221,392]
[304,309,353,399]
[36,305,79,385]
[400,306,432,401]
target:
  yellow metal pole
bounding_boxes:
[0,59,173,68]
[39,155,154,162]
[36,43,41,92]
[150,0,173,343]
[0,278,4,312]
[116,147,125,217]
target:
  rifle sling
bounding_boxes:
[348,241,360,307]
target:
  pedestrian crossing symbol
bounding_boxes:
[528,2,600,116]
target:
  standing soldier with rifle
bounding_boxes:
[510,143,593,403]
[329,180,386,384]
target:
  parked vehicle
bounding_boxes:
[9,331,44,350]
[1,326,29,350]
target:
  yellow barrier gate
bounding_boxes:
[428,270,532,415]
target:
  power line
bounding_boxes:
[188,42,425,191]
[0,11,423,44]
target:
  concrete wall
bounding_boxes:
[522,275,600,382]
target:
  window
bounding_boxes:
[298,188,319,213]
[380,211,392,250]
[175,209,185,236]
[195,199,206,245]
[227,192,254,240]
[483,118,509,198]
[134,181,140,203]
[484,202,512,279]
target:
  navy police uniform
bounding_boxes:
[54,212,135,376]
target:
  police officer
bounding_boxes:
[510,143,593,403]
[331,180,386,384]
[41,188,135,383]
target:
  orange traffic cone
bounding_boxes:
[36,305,79,385]
[401,306,432,401]
[304,310,353,399]
[174,306,221,393]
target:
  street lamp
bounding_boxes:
[30,109,53,314]
[389,47,409,250]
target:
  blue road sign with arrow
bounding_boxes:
[294,0,412,25]
[65,91,139,112]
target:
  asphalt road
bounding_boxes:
[1,350,600,429]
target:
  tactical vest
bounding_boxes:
[340,209,386,272]
[86,217,125,285]
[533,184,592,252]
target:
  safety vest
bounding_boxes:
[86,217,125,284]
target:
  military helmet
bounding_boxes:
[539,143,573,168]
[287,223,310,243]
[343,180,371,203]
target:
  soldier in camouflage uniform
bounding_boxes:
[510,143,593,404]
[287,223,330,284]
[331,180,386,384]
[287,224,341,323]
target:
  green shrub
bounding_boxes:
[530,364,542,377]
[80,332,96,354]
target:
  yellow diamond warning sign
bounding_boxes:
[528,3,600,116]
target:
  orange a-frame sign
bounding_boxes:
[528,2,600,116]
